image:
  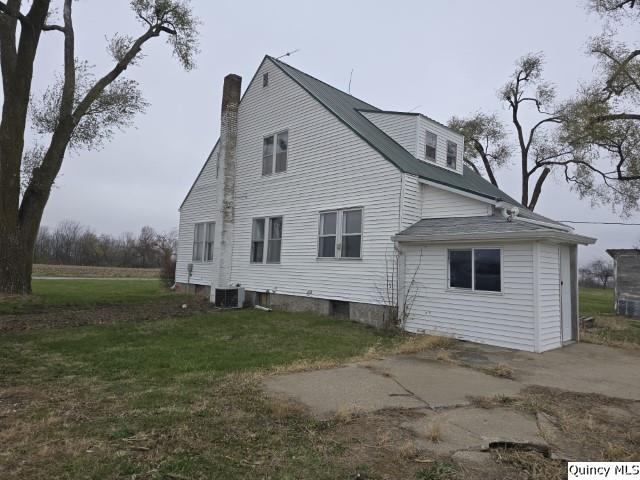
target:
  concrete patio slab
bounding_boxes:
[437,342,640,400]
[362,356,521,408]
[263,364,426,417]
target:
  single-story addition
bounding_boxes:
[175,55,596,353]
[606,249,640,317]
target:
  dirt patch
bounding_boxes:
[0,297,216,332]
[32,264,160,278]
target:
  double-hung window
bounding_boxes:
[193,222,215,262]
[262,131,288,175]
[448,248,501,292]
[251,216,283,263]
[425,131,437,161]
[446,141,457,169]
[318,208,363,259]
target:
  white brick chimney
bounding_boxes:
[211,74,241,299]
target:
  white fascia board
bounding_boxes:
[417,178,498,205]
[392,230,597,245]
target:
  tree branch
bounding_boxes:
[471,138,499,186]
[42,23,64,32]
[0,1,28,23]
[72,26,159,123]
[594,113,640,122]
[528,167,550,210]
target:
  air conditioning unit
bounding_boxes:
[214,287,245,308]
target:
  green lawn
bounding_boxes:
[0,279,175,314]
[579,287,615,316]
[0,309,403,479]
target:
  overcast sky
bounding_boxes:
[29,0,639,264]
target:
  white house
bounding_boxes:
[176,56,596,353]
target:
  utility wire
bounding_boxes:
[559,221,640,225]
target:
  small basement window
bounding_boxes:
[425,130,437,161]
[448,248,501,292]
[330,300,350,319]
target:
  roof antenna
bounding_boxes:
[348,68,354,94]
[408,104,422,113]
[276,49,300,60]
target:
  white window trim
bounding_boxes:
[192,221,215,263]
[447,247,503,293]
[250,216,283,264]
[425,129,437,162]
[261,130,289,176]
[317,207,364,260]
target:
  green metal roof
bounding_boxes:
[268,56,564,226]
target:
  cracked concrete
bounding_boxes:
[403,407,547,455]
[262,341,640,459]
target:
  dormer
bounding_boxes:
[359,110,464,175]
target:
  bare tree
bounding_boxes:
[556,0,640,214]
[451,46,639,214]
[591,259,615,288]
[448,113,511,187]
[377,247,423,330]
[449,53,575,211]
[0,0,199,294]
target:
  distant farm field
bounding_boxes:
[32,264,160,278]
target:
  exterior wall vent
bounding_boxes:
[262,72,269,87]
[329,300,350,319]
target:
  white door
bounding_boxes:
[559,246,573,342]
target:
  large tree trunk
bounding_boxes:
[0,223,34,294]
[0,0,50,295]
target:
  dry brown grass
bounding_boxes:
[581,316,640,350]
[426,422,442,443]
[396,439,418,459]
[334,405,362,424]
[32,264,160,278]
[484,363,515,379]
[493,450,565,480]
[393,334,457,355]
[269,398,308,419]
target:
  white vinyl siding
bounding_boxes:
[400,174,422,230]
[403,242,536,351]
[176,143,220,285]
[538,243,562,350]
[361,111,418,156]
[226,59,402,304]
[421,184,493,218]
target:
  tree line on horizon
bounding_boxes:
[33,220,177,271]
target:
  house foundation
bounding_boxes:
[174,283,386,327]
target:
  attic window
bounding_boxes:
[425,131,437,162]
[263,72,269,87]
[446,141,457,169]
